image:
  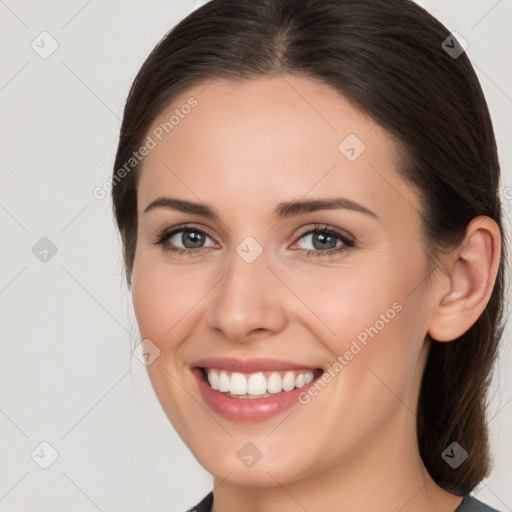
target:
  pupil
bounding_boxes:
[183,230,204,248]
[313,232,337,250]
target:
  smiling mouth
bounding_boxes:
[198,367,324,399]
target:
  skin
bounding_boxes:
[130,75,501,512]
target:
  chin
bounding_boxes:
[196,447,313,488]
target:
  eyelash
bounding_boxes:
[152,224,355,258]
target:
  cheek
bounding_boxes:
[288,264,401,345]
[296,252,428,379]
[131,269,169,340]
[131,251,215,346]
[131,253,182,342]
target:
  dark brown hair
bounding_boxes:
[112,0,508,495]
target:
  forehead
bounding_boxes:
[137,75,420,225]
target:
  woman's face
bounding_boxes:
[131,75,437,486]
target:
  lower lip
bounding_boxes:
[192,368,321,422]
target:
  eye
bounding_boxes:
[153,226,217,255]
[292,224,355,258]
[152,223,355,258]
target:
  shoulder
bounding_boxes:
[455,494,502,512]
[184,490,213,512]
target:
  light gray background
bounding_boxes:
[1,1,511,511]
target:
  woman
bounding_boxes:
[111,0,508,510]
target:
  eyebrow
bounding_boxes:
[143,196,378,221]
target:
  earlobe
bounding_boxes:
[427,216,501,343]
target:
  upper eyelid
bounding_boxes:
[163,224,219,243]
[293,226,355,249]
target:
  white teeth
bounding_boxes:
[230,372,247,395]
[247,372,267,395]
[282,371,296,391]
[218,370,230,392]
[267,372,282,393]
[204,368,318,397]
[207,370,219,390]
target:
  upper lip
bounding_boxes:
[192,357,323,373]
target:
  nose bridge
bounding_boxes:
[205,239,288,341]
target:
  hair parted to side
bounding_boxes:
[112,0,508,495]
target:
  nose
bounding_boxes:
[204,247,289,343]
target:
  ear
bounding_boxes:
[428,216,501,342]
